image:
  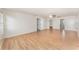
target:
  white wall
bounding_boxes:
[64,16,78,31]
[37,17,49,30]
[53,18,60,29]
[4,11,37,38]
[0,13,4,39]
[51,16,79,31]
[43,19,49,29]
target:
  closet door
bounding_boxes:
[0,14,4,39]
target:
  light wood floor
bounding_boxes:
[1,29,79,50]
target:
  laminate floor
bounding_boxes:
[1,29,79,50]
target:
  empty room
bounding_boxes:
[0,8,79,50]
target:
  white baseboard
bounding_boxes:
[4,30,37,38]
[3,28,78,39]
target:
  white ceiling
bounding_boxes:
[3,8,79,17]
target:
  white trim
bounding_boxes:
[4,30,37,38]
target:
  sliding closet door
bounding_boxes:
[0,14,4,39]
